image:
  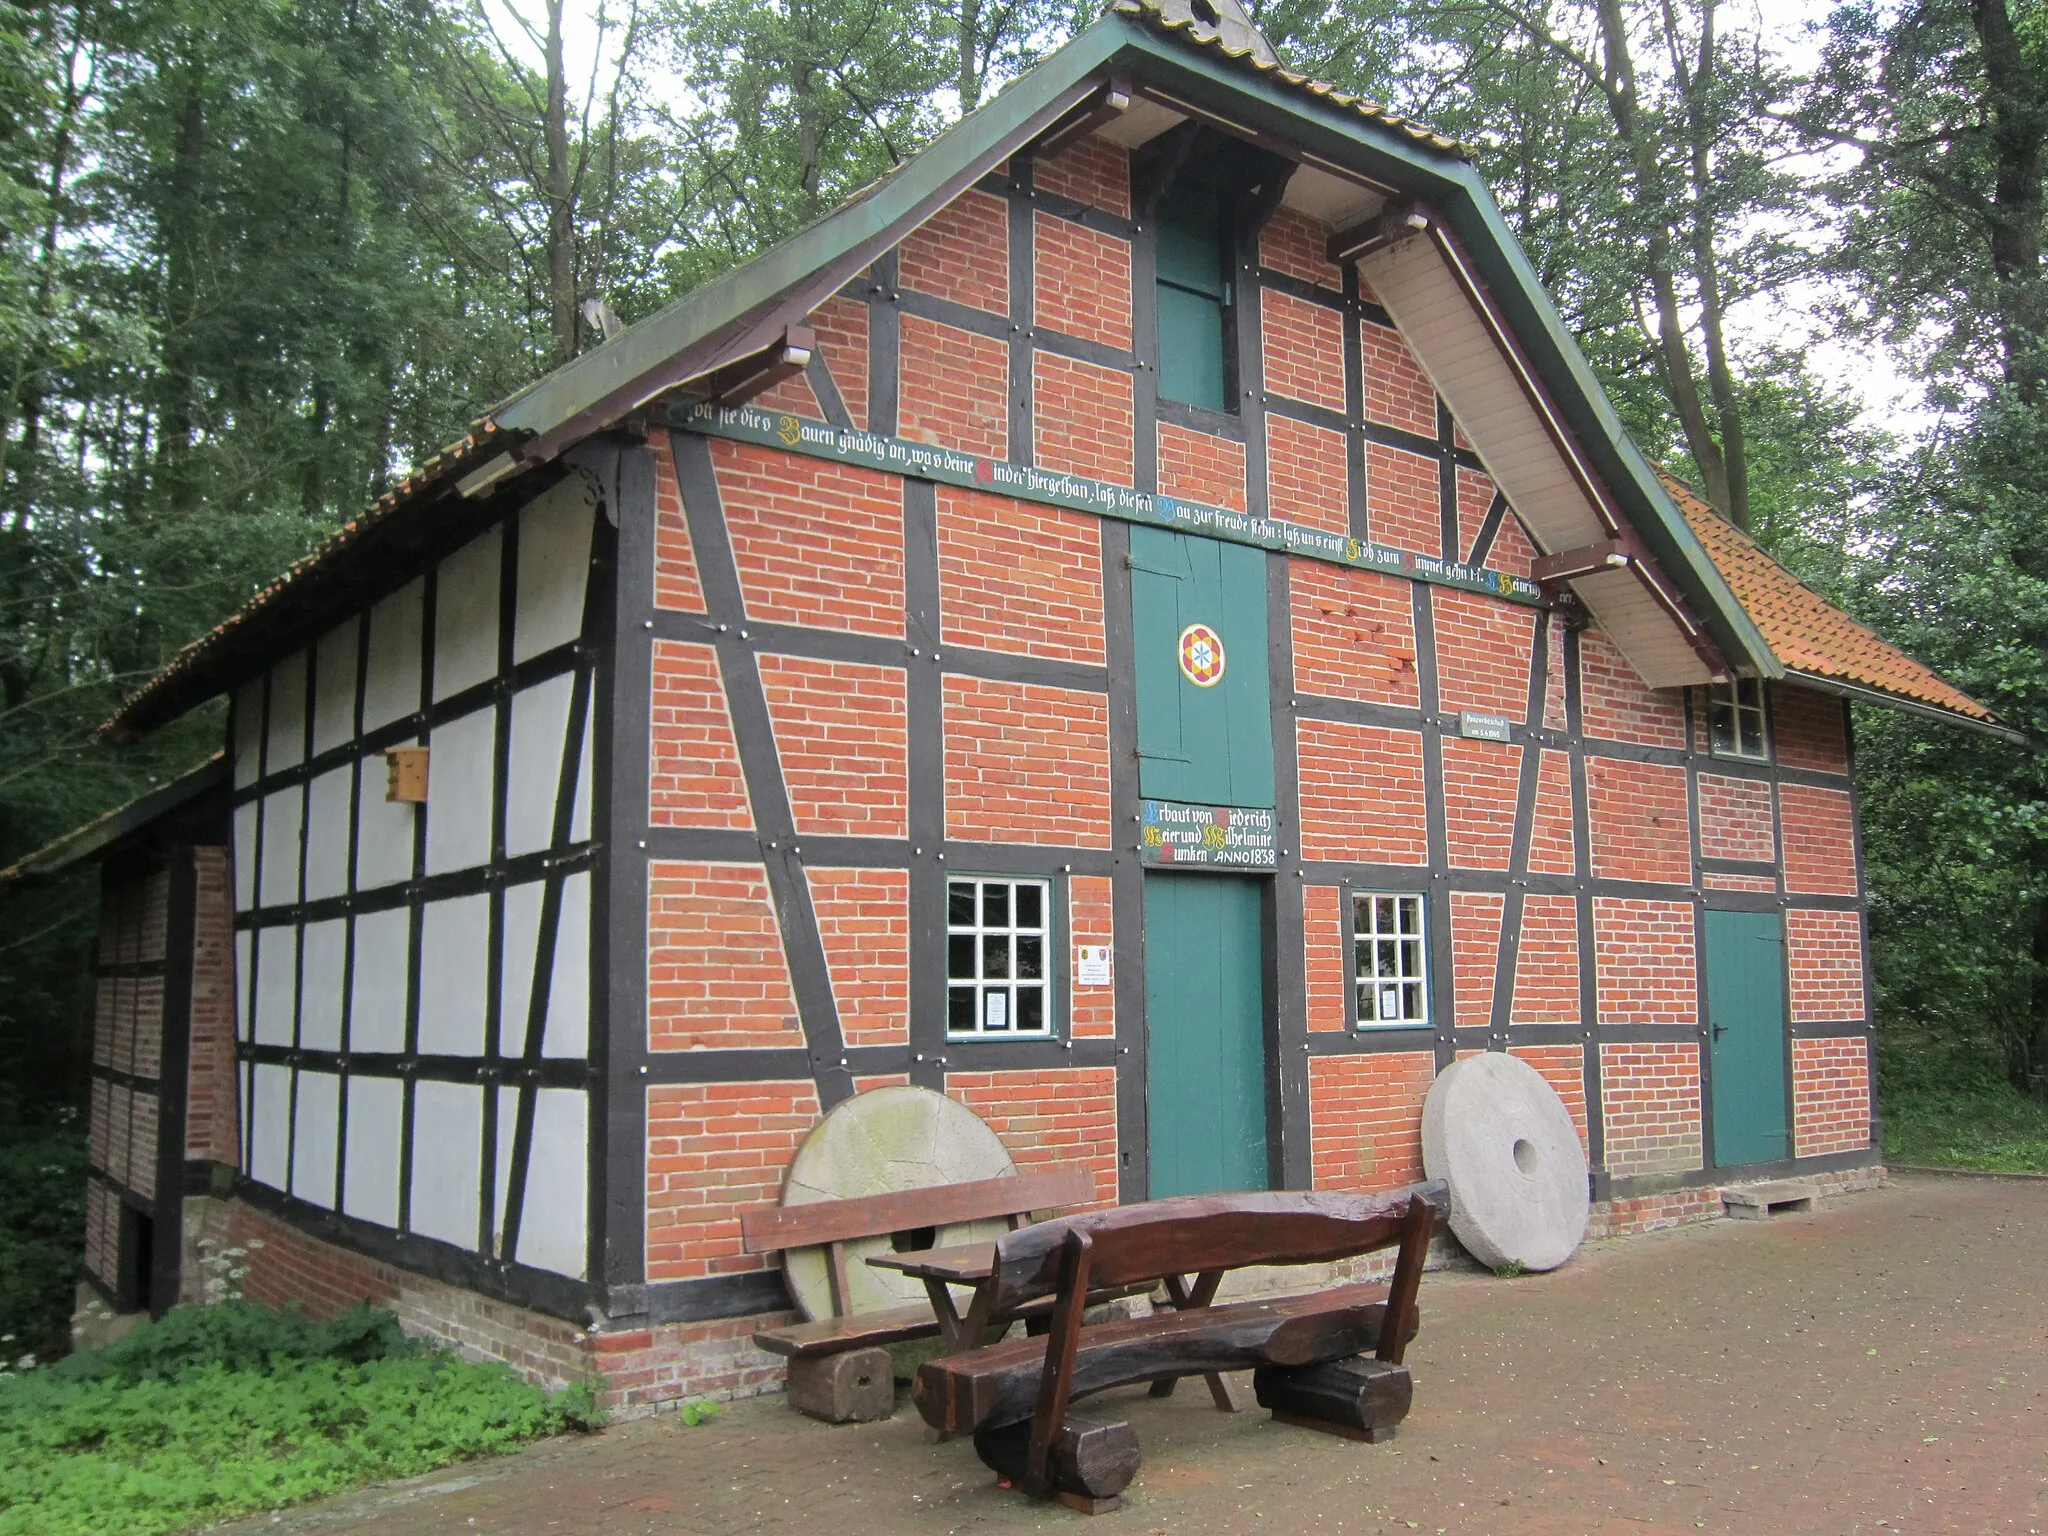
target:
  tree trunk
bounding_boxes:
[1970,0,2047,407]
[1594,0,1736,519]
[957,0,982,111]
[544,0,578,364]
[156,50,208,517]
[1677,0,1750,529]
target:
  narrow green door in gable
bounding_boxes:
[1144,872,1269,1196]
[1130,526,1274,808]
[1704,909,1791,1168]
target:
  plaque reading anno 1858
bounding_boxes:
[1139,800,1279,870]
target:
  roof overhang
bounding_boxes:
[0,755,228,885]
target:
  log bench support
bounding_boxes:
[786,1346,895,1424]
[913,1181,1451,1510]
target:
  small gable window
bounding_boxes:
[1707,678,1768,761]
[1155,180,1233,413]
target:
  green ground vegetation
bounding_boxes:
[0,1302,599,1536]
[1878,1033,2048,1175]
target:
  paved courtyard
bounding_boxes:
[233,1172,2048,1535]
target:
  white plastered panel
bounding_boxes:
[291,1070,341,1209]
[234,930,253,1040]
[418,894,489,1055]
[312,617,360,755]
[303,767,353,900]
[493,1084,519,1248]
[362,579,425,731]
[259,788,302,907]
[342,1074,403,1227]
[252,926,298,1046]
[348,906,411,1053]
[266,652,308,773]
[299,919,346,1051]
[434,525,503,702]
[233,801,259,910]
[249,1062,292,1191]
[499,879,542,1058]
[570,690,592,843]
[409,1080,482,1250]
[232,681,265,789]
[354,761,417,890]
[516,1088,588,1278]
[424,708,495,875]
[505,673,573,858]
[514,479,595,663]
[546,871,590,1058]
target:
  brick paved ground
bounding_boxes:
[226,1172,2048,1535]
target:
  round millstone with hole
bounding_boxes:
[1421,1053,1588,1272]
[779,1085,1017,1320]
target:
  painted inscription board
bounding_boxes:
[1140,800,1279,870]
[672,404,1546,607]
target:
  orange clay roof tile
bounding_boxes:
[1661,472,2001,727]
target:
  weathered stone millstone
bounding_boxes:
[780,1085,1016,1320]
[1421,1052,1588,1272]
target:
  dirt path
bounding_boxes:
[224,1172,2048,1535]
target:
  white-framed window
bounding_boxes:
[1353,892,1429,1027]
[1708,678,1768,761]
[947,876,1053,1038]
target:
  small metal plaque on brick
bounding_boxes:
[1457,711,1514,743]
[1139,800,1278,870]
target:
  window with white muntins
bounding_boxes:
[947,876,1052,1038]
[1708,678,1769,761]
[1354,892,1428,1027]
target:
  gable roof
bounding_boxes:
[101,0,1982,745]
[1660,474,2018,740]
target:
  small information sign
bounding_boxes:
[1075,945,1112,987]
[1139,800,1279,870]
[1458,711,1515,743]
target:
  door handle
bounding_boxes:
[1711,1022,1728,1041]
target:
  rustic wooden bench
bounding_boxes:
[911,1181,1450,1512]
[741,1166,1097,1422]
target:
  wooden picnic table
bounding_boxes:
[866,1241,1003,1351]
[867,1239,1250,1411]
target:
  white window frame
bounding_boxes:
[1707,678,1769,762]
[946,875,1055,1040]
[1351,891,1430,1028]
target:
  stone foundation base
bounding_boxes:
[180,1199,797,1417]
[140,1169,1889,1416]
[1589,1163,1888,1240]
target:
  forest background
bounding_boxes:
[1,0,2043,1349]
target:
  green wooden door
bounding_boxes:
[1705,909,1791,1168]
[1130,527,1274,808]
[1144,872,1269,1196]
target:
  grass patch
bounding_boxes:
[0,1302,598,1536]
[1881,1082,2048,1174]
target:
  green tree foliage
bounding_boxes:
[1791,0,2048,1095]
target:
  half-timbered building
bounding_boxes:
[13,0,2014,1408]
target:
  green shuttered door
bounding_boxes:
[1144,872,1269,1196]
[1705,909,1791,1168]
[1130,527,1274,807]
